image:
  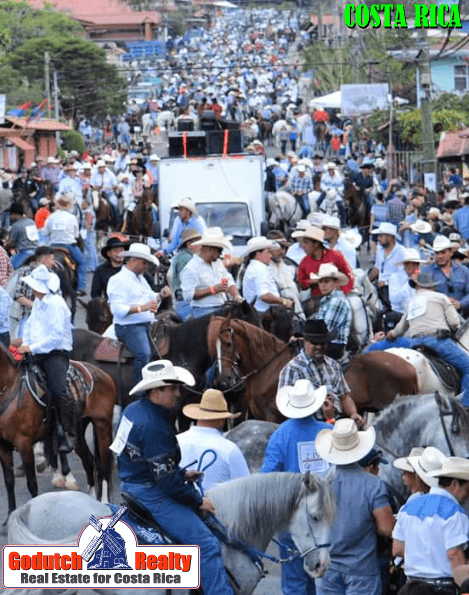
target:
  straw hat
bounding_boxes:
[179,228,202,248]
[276,379,327,419]
[433,236,453,252]
[149,154,160,161]
[23,264,60,295]
[315,418,376,465]
[310,263,348,286]
[193,230,232,250]
[243,236,279,258]
[55,193,75,210]
[129,360,195,395]
[393,447,425,472]
[413,272,438,288]
[399,248,425,264]
[408,446,447,487]
[183,389,241,420]
[176,197,198,215]
[427,456,469,481]
[47,156,57,164]
[371,222,398,237]
[291,225,325,244]
[121,242,159,265]
[410,220,432,235]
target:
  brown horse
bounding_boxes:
[0,345,116,518]
[209,317,420,422]
[124,188,155,238]
[92,189,113,232]
[343,180,369,240]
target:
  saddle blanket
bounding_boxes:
[26,360,94,407]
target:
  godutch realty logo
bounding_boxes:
[3,506,200,589]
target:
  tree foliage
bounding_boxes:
[397,108,469,148]
[302,42,355,95]
[61,130,85,155]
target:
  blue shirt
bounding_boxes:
[261,417,331,475]
[329,464,390,575]
[163,216,204,255]
[454,206,469,240]
[375,242,406,284]
[423,262,469,309]
[0,286,12,333]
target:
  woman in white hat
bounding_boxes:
[158,197,205,257]
[315,418,395,595]
[116,362,234,595]
[241,236,293,313]
[15,264,75,453]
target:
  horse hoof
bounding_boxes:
[52,476,66,489]
[65,476,80,491]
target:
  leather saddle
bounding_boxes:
[94,338,133,363]
[413,345,461,392]
[25,360,94,407]
[53,246,77,272]
[112,493,170,545]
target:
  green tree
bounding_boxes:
[397,107,469,148]
[8,35,127,120]
[302,42,355,94]
[61,130,85,155]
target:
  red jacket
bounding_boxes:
[297,248,354,295]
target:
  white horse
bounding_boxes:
[272,118,287,147]
[8,473,335,595]
[157,110,175,133]
[141,112,153,136]
[268,190,302,232]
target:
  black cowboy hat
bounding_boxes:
[409,272,438,289]
[101,236,131,259]
[303,319,337,344]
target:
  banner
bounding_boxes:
[340,84,389,116]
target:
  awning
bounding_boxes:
[10,136,35,151]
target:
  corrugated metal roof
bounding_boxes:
[437,130,469,159]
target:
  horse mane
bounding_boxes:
[208,473,333,545]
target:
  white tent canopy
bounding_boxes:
[309,91,341,110]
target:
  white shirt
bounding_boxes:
[90,169,118,191]
[375,242,406,284]
[58,176,83,206]
[23,293,72,354]
[389,269,415,314]
[181,254,234,307]
[177,425,250,491]
[107,266,158,326]
[286,242,306,265]
[334,236,357,269]
[243,259,279,313]
[43,209,79,245]
[393,486,469,578]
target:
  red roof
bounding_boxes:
[6,117,71,131]
[22,0,135,16]
[437,129,469,159]
[77,12,160,26]
[10,137,35,151]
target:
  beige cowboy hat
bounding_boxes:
[129,360,195,395]
[308,213,324,228]
[65,162,76,171]
[47,156,58,164]
[179,228,202,248]
[149,154,160,161]
[176,197,198,215]
[183,389,241,420]
[315,418,376,465]
[310,263,348,286]
[427,456,469,481]
[371,222,398,237]
[23,264,60,295]
[432,236,454,252]
[393,447,425,472]
[276,379,327,419]
[55,192,75,210]
[427,207,442,219]
[408,446,447,487]
[121,242,159,265]
[193,230,232,251]
[39,197,50,206]
[294,219,310,232]
[82,162,93,170]
[291,225,325,244]
[324,161,337,171]
[243,236,279,258]
[409,220,432,235]
[299,158,313,169]
[398,248,425,264]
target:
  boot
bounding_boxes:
[55,400,76,454]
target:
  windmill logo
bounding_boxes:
[81,506,132,570]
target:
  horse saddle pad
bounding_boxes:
[26,361,94,407]
[413,345,461,392]
[94,338,133,363]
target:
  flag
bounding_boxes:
[7,100,33,117]
[29,98,48,122]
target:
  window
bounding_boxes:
[454,64,468,92]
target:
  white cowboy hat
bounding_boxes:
[193,230,232,251]
[408,446,447,487]
[129,360,195,395]
[341,229,362,249]
[82,162,92,170]
[103,155,114,163]
[297,164,306,173]
[149,154,160,161]
[310,263,348,286]
[23,264,60,295]
[121,242,159,265]
[117,172,129,183]
[393,447,425,472]
[295,219,310,231]
[432,236,453,252]
[176,197,198,215]
[409,220,432,235]
[291,225,325,244]
[266,158,277,168]
[374,157,386,168]
[427,456,469,481]
[276,379,327,419]
[322,215,341,230]
[96,159,106,168]
[325,161,337,170]
[316,418,376,465]
[243,236,279,258]
[299,158,313,169]
[371,222,398,237]
[55,193,75,210]
[39,197,50,206]
[308,213,324,228]
[47,156,58,164]
[399,248,425,264]
[183,389,241,420]
[427,207,442,219]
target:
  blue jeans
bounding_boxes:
[11,249,35,270]
[52,243,86,292]
[364,337,413,353]
[114,323,152,387]
[191,305,220,319]
[317,568,381,595]
[122,483,233,595]
[407,336,469,406]
[279,532,316,595]
[175,300,191,321]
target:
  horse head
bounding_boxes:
[82,297,112,335]
[214,316,243,392]
[289,473,336,578]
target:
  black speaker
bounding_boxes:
[177,119,194,132]
[168,131,206,157]
[205,130,243,155]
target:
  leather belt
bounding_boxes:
[407,576,455,587]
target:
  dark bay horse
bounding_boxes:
[124,188,155,238]
[210,318,420,422]
[0,345,116,519]
[343,181,369,241]
[92,189,113,232]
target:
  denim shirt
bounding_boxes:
[422,262,469,308]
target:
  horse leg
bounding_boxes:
[0,440,16,520]
[74,418,97,497]
[59,452,80,491]
[17,440,39,500]
[91,417,114,503]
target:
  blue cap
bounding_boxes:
[359,448,388,467]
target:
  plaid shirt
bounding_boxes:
[278,348,350,412]
[14,264,36,317]
[316,289,353,345]
[387,196,406,225]
[0,246,13,287]
[290,174,313,194]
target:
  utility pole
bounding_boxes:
[418,29,437,186]
[44,52,51,111]
[53,69,60,146]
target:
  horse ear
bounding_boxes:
[303,472,319,492]
[434,390,451,412]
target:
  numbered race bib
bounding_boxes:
[25,225,39,242]
[407,295,427,321]
[109,416,133,455]
[297,441,329,475]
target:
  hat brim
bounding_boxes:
[182,403,242,420]
[276,385,327,419]
[303,330,337,343]
[393,456,414,472]
[407,455,439,487]
[409,223,432,234]
[101,242,130,258]
[121,250,159,265]
[291,230,325,243]
[371,228,397,237]
[24,277,49,294]
[310,272,349,287]
[316,426,376,465]
[192,239,232,250]
[243,241,279,258]
[129,366,195,395]
[427,468,469,480]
